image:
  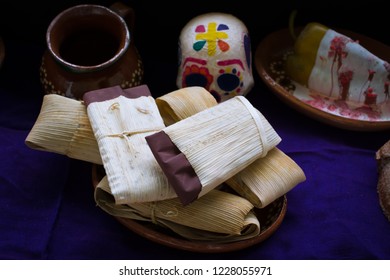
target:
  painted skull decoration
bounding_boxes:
[177,12,254,103]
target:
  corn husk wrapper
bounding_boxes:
[146,95,282,205]
[25,94,102,165]
[95,175,260,242]
[85,89,176,204]
[226,148,306,208]
[156,86,218,126]
[158,90,305,208]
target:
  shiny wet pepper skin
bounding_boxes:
[285,22,329,86]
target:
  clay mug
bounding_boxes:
[40,2,144,100]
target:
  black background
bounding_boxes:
[0,0,388,97]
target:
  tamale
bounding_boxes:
[95,175,260,242]
[25,93,102,164]
[226,148,305,208]
[146,95,282,205]
[156,86,218,126]
[84,85,176,204]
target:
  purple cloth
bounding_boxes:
[1,31,390,260]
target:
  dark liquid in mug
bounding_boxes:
[59,28,119,66]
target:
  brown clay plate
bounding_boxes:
[92,164,287,253]
[255,28,390,131]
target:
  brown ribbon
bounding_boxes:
[145,131,202,206]
[83,84,151,106]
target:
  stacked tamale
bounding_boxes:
[25,85,306,243]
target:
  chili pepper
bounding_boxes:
[285,22,329,86]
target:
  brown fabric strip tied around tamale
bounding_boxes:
[83,84,152,105]
[145,130,202,206]
[146,95,282,206]
[84,85,177,204]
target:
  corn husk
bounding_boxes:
[95,175,260,242]
[86,93,177,204]
[226,148,306,208]
[147,96,282,204]
[25,94,102,164]
[156,86,218,126]
[157,91,305,208]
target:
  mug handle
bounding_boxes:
[110,2,136,42]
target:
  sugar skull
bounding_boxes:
[177,12,254,103]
